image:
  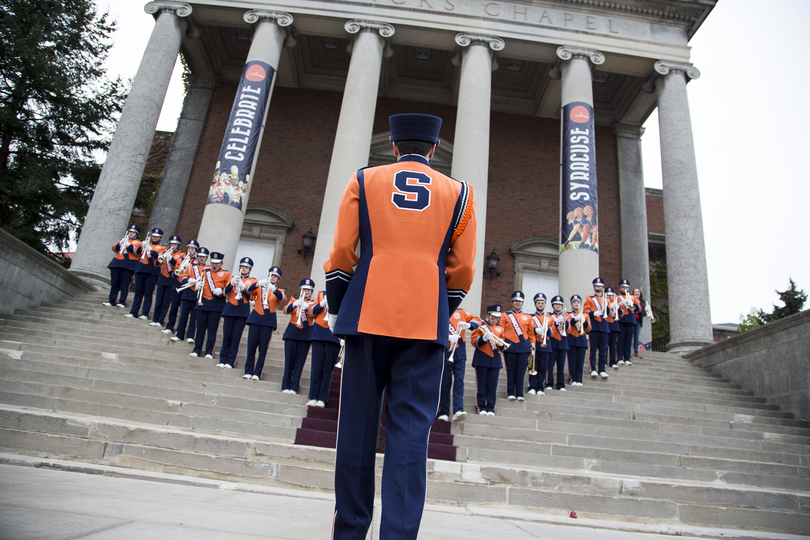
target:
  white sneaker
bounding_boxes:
[125,314,135,318]
[618,360,625,365]
[139,315,148,320]
[288,390,297,395]
[599,371,609,378]
[528,389,536,395]
[591,370,598,377]
[479,411,488,416]
[216,363,225,367]
[613,364,619,369]
[315,400,325,408]
[537,391,545,396]
[251,375,259,380]
[186,338,195,344]
[170,336,180,341]
[306,399,317,406]
[205,354,214,360]
[189,352,198,357]
[116,304,126,308]
[559,387,567,392]
[102,302,112,307]
[282,389,291,394]
[517,396,525,402]
[452,411,467,422]
[486,411,495,416]
[507,395,516,401]
[625,360,632,365]
[437,415,450,422]
[162,329,173,335]
[224,364,232,369]
[242,374,251,379]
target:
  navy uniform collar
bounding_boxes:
[397,154,430,166]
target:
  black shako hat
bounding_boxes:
[389,113,442,144]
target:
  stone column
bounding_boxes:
[309,21,394,288]
[451,33,503,315]
[556,46,604,310]
[614,123,652,345]
[70,2,191,283]
[196,11,292,270]
[148,75,216,240]
[654,61,713,353]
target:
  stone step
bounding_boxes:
[2,406,808,534]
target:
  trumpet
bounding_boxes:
[140,240,153,261]
[234,275,242,301]
[528,345,537,376]
[335,343,345,369]
[482,323,510,350]
[118,235,130,256]
[541,315,548,347]
[174,253,192,276]
[447,341,457,364]
[158,245,176,264]
[645,299,656,322]
[296,288,308,326]
[577,304,584,334]
[555,313,567,337]
[197,268,209,306]
[262,275,274,310]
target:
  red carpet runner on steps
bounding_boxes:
[293,367,457,461]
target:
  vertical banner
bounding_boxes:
[560,102,598,253]
[207,60,275,211]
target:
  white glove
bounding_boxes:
[213,287,223,296]
[534,327,543,335]
[482,331,494,342]
[186,278,197,285]
[575,314,585,322]
[611,302,619,311]
[555,315,565,324]
[593,310,603,318]
[457,321,471,331]
[231,277,240,286]
[449,334,461,345]
[327,313,338,332]
[295,298,307,308]
[339,338,345,347]
[320,297,328,307]
[268,283,276,293]
[257,279,268,287]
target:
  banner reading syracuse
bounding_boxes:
[560,101,599,254]
[207,60,275,211]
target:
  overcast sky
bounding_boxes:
[99,0,810,325]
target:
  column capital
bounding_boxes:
[654,60,701,81]
[556,46,605,66]
[244,10,294,27]
[613,123,645,140]
[144,1,192,18]
[454,33,505,51]
[344,20,395,38]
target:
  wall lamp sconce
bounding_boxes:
[486,249,501,280]
[298,229,316,259]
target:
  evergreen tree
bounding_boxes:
[0,0,127,264]
[761,279,807,323]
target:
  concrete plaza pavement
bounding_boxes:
[0,459,804,540]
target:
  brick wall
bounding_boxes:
[177,84,622,307]
[646,188,665,235]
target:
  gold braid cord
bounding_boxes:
[451,182,473,247]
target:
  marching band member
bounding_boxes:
[633,287,653,358]
[325,114,476,539]
[529,293,553,395]
[471,305,506,416]
[152,235,183,328]
[438,308,480,422]
[103,224,142,308]
[547,295,570,391]
[172,243,204,343]
[219,257,256,368]
[617,279,641,366]
[566,295,591,386]
[190,251,231,360]
[281,278,315,394]
[605,287,621,369]
[498,291,535,401]
[584,277,609,379]
[307,291,341,407]
[243,266,285,380]
[128,227,165,320]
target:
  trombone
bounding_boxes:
[528,345,537,376]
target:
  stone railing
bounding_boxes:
[685,309,810,421]
[0,230,96,315]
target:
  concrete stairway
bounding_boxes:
[0,290,808,535]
